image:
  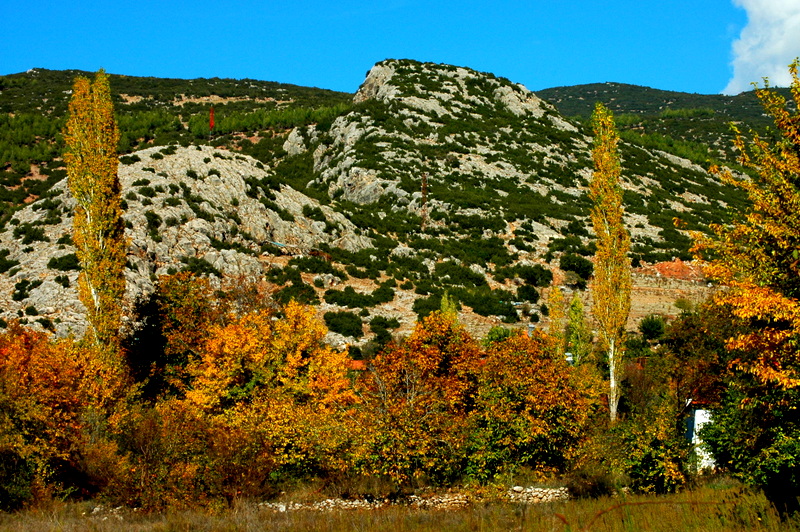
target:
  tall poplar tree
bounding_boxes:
[63,70,126,352]
[589,102,631,422]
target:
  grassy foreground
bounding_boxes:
[0,484,797,532]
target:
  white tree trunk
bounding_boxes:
[608,338,619,422]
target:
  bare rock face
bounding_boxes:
[308,59,588,208]
[353,62,399,104]
[0,145,371,337]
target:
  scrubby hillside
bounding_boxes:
[0,145,370,337]
[537,81,792,165]
[0,60,744,344]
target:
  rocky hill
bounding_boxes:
[0,59,745,345]
[0,144,372,337]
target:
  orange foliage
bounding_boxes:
[351,312,592,484]
[351,311,482,483]
[695,59,800,389]
[467,330,595,480]
[0,323,128,497]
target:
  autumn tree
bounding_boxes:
[589,102,632,422]
[466,330,592,481]
[0,323,129,507]
[352,310,483,484]
[184,300,355,479]
[565,293,592,365]
[63,70,126,353]
[694,59,800,515]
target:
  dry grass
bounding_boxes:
[0,484,798,532]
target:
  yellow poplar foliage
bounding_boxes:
[63,70,126,351]
[696,59,800,389]
[187,300,354,412]
[589,102,632,421]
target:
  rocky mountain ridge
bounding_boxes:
[0,59,737,343]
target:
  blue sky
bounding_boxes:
[2,1,799,95]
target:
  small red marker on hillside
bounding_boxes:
[209,106,215,132]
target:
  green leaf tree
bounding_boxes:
[589,102,632,422]
[63,70,126,353]
[547,284,566,356]
[566,293,592,364]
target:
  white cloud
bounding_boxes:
[723,0,800,94]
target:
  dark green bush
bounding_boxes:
[517,285,540,303]
[0,249,19,273]
[12,279,42,301]
[0,451,34,511]
[560,253,593,281]
[273,282,319,305]
[434,261,486,287]
[12,223,48,245]
[289,256,344,277]
[520,264,553,287]
[181,257,221,277]
[324,286,373,308]
[639,314,667,341]
[47,253,80,271]
[324,310,363,338]
[412,292,444,319]
[138,186,157,198]
[371,282,395,304]
[370,315,400,345]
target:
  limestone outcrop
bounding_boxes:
[0,145,370,336]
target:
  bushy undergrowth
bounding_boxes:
[0,276,600,511]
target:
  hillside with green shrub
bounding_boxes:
[537,82,794,165]
[0,60,749,334]
[2,59,800,522]
[0,68,351,224]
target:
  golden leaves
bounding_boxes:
[697,60,800,390]
[187,300,354,412]
[64,70,126,350]
[589,103,632,422]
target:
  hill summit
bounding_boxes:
[0,59,738,340]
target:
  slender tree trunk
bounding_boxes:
[608,338,618,422]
